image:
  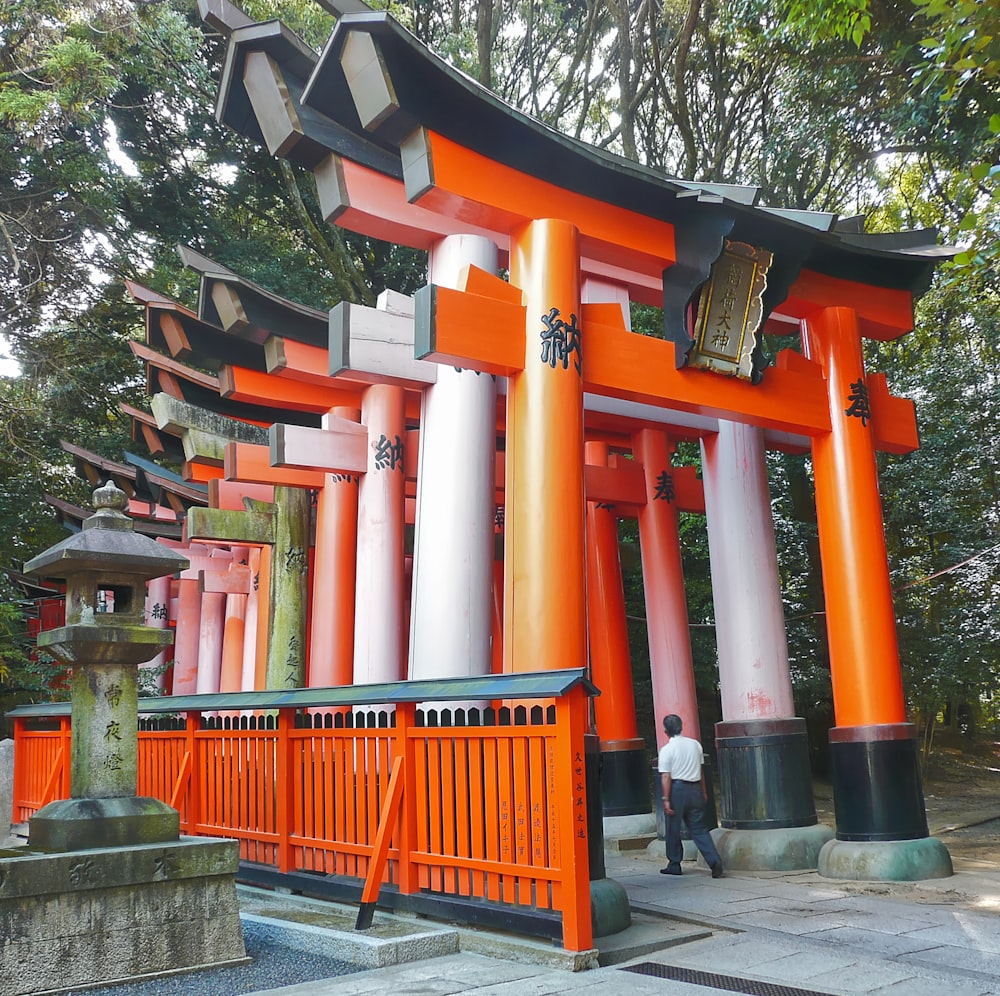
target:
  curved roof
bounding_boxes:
[290,11,950,296]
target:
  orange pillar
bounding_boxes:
[308,406,361,689]
[631,428,699,750]
[585,440,649,815]
[219,594,247,694]
[504,219,586,674]
[803,305,927,843]
[170,578,202,695]
[803,307,905,727]
[196,590,226,695]
[219,547,248,695]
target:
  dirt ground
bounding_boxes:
[813,736,1000,865]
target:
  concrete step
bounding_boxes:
[236,885,718,974]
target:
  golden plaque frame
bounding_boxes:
[689,241,773,381]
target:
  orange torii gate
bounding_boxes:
[207,3,952,881]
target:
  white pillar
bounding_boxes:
[353,383,407,685]
[408,234,499,683]
[701,421,794,720]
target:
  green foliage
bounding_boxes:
[0,583,67,702]
[911,0,1000,274]
[869,275,1000,723]
[781,0,872,47]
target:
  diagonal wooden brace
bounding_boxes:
[356,755,405,931]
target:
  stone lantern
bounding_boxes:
[3,484,246,994]
[23,480,189,851]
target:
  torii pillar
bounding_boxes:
[585,440,648,817]
[308,408,361,691]
[142,574,172,691]
[703,420,834,870]
[409,234,499,690]
[505,220,631,936]
[505,220,587,676]
[802,298,951,880]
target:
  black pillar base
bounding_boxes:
[599,740,652,817]
[829,723,929,841]
[716,718,817,830]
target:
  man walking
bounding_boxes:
[658,713,724,878]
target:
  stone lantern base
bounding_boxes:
[0,837,246,996]
[29,795,180,852]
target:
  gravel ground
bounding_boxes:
[61,918,362,996]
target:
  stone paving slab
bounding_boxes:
[720,907,882,934]
[900,943,1000,977]
[869,975,996,996]
[249,954,553,996]
[759,950,872,983]
[809,962,930,994]
[901,918,1000,953]
[661,934,808,973]
[799,922,943,957]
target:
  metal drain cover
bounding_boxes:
[621,962,831,996]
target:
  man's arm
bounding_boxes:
[661,772,674,815]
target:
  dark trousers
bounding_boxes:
[665,780,721,870]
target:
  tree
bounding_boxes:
[0,0,425,700]
[782,0,1000,276]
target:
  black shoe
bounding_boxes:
[711,862,724,879]
[660,865,682,876]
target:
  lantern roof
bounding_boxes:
[24,482,189,583]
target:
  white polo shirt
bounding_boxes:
[657,734,703,783]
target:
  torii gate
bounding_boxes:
[265,261,711,816]
[205,5,953,882]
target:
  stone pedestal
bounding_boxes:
[818,837,953,881]
[0,838,247,996]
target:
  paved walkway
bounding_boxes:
[241,847,1000,996]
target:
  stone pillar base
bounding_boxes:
[713,824,835,871]
[590,876,631,939]
[0,837,246,996]
[819,837,953,881]
[29,796,179,852]
[603,811,656,839]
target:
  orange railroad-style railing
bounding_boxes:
[9,669,597,951]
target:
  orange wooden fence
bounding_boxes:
[9,670,597,951]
